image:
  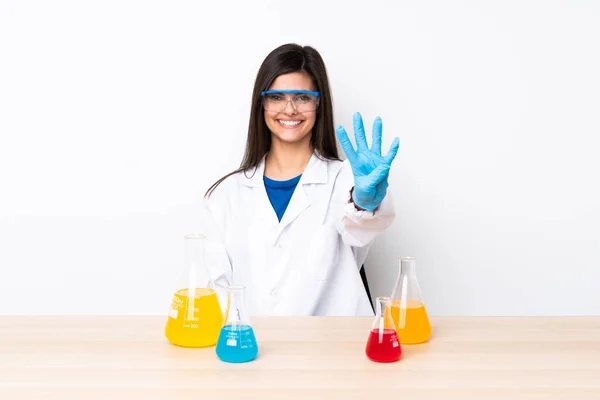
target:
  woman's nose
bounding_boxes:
[282,99,298,115]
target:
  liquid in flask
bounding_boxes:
[390,256,432,344]
[365,296,402,363]
[165,234,223,348]
[216,285,258,363]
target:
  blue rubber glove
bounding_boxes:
[336,112,400,212]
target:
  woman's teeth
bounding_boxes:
[278,120,302,127]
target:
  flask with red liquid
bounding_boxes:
[365,296,402,363]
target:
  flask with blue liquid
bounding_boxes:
[216,285,258,363]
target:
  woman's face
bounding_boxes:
[263,72,317,147]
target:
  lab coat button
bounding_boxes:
[270,289,278,297]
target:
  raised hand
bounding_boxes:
[336,112,400,212]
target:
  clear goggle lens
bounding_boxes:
[261,90,320,113]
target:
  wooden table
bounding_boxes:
[1,316,599,399]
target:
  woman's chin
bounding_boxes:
[272,131,311,145]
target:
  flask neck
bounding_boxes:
[180,234,215,291]
[373,296,395,330]
[225,285,250,325]
[400,257,417,277]
[228,287,245,306]
[375,297,389,318]
[184,234,207,267]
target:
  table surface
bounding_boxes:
[0,316,599,399]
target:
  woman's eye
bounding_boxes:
[267,94,283,101]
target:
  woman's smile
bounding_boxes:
[277,119,304,129]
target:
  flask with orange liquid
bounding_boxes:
[390,256,432,344]
[165,234,224,347]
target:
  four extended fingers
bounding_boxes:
[338,113,400,168]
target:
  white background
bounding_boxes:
[1,0,599,316]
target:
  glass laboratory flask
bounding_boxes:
[165,234,224,348]
[365,296,402,363]
[390,256,432,344]
[216,285,259,363]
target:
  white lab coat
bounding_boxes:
[201,152,395,316]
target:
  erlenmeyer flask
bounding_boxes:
[390,256,432,344]
[165,234,224,348]
[216,285,258,363]
[365,296,402,363]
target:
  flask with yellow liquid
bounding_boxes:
[390,256,432,344]
[165,234,224,347]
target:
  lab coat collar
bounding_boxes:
[239,151,329,188]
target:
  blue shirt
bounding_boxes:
[263,174,302,222]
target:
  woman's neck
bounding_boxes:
[264,139,313,181]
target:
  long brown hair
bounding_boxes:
[205,43,339,197]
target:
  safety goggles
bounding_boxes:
[260,89,320,113]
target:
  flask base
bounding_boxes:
[216,325,259,363]
[365,328,402,363]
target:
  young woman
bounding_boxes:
[202,43,400,316]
